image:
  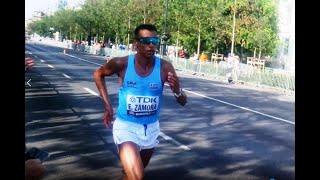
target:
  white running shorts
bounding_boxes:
[112,118,160,150]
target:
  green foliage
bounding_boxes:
[27,0,279,57]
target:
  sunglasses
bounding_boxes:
[138,37,160,45]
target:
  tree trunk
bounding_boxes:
[127,16,131,47]
[116,32,118,46]
[258,48,261,59]
[143,0,146,24]
[88,23,92,46]
[176,30,179,48]
[127,32,130,47]
[69,26,72,41]
[231,0,237,56]
[197,21,201,56]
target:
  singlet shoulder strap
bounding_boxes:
[154,56,161,80]
[124,55,135,82]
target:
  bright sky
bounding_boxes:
[25,0,83,20]
[25,0,58,19]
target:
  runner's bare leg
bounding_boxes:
[119,142,144,180]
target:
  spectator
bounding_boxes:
[226,54,239,83]
[190,52,198,61]
[128,43,133,51]
[94,42,101,55]
[231,55,240,83]
[108,41,113,48]
[119,43,126,50]
[25,57,35,71]
[199,53,208,63]
[178,48,186,58]
[226,54,233,83]
[189,52,199,75]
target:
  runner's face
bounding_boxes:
[136,29,159,58]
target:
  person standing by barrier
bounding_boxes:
[93,24,187,180]
[199,52,208,63]
[226,54,240,84]
[231,56,240,83]
[178,48,186,58]
[190,52,199,75]
[25,57,35,71]
[226,53,234,83]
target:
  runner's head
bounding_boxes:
[134,24,159,58]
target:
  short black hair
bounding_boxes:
[134,24,158,40]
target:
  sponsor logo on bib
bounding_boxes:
[149,83,160,90]
[127,81,137,88]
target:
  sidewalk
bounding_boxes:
[25,65,123,180]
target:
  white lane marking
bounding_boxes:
[179,86,295,125]
[47,64,54,68]
[65,53,103,66]
[26,79,31,87]
[83,87,99,96]
[159,132,191,151]
[40,59,45,63]
[62,73,72,79]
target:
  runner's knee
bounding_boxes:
[119,142,144,180]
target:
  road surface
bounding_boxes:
[25,41,295,180]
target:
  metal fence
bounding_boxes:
[61,41,294,94]
[167,56,294,93]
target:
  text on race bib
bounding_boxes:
[126,95,159,116]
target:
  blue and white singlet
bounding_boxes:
[116,55,163,124]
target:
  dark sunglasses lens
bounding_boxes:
[140,37,159,45]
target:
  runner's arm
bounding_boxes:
[163,61,187,106]
[93,58,122,127]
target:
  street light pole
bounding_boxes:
[162,0,168,56]
[165,0,168,33]
[127,16,131,48]
[231,0,237,56]
[144,0,146,24]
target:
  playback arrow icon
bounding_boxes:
[27,79,31,87]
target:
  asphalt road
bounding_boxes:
[25,41,295,180]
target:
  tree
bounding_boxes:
[27,0,279,58]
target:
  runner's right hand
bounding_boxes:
[103,105,114,128]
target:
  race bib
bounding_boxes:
[126,95,159,116]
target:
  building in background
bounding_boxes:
[25,10,46,35]
[65,0,84,10]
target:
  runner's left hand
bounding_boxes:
[167,72,180,94]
